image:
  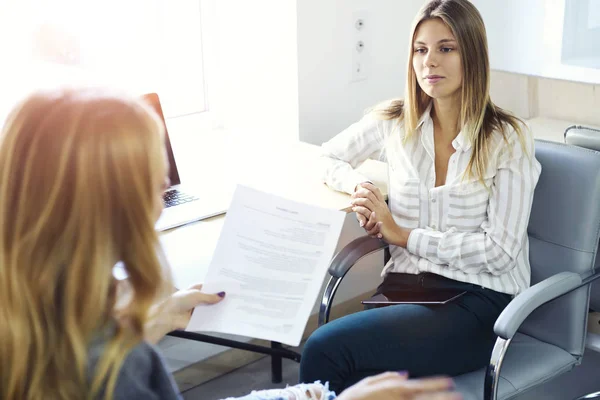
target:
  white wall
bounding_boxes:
[489,70,533,118]
[211,0,299,143]
[297,0,425,145]
[295,0,600,143]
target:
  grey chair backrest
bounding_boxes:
[519,140,600,358]
[565,125,600,312]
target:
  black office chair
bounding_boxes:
[318,139,600,400]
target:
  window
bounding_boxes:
[0,0,208,119]
[562,0,600,69]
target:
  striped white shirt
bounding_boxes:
[322,105,541,295]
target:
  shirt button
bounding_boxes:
[431,198,437,203]
[431,224,437,230]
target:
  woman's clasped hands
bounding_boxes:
[351,182,411,248]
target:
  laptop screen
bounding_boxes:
[142,93,181,186]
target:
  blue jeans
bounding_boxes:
[299,273,512,393]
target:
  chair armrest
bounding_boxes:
[564,125,600,152]
[494,271,582,340]
[329,236,389,278]
[319,236,389,326]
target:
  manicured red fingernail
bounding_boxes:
[217,291,226,298]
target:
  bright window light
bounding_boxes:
[0,0,207,118]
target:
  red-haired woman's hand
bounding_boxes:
[145,284,225,344]
[337,372,461,400]
[168,284,225,330]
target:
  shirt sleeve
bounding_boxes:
[406,128,541,276]
[321,111,387,194]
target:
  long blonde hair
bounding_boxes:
[380,0,526,182]
[0,88,170,399]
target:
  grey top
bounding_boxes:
[89,336,181,400]
[88,333,337,400]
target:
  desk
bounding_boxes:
[161,137,387,382]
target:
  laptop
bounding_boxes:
[361,289,466,305]
[142,93,227,231]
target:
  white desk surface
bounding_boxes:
[161,137,388,289]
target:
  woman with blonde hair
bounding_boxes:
[300,0,541,393]
[0,88,460,400]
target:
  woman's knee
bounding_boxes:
[302,309,386,367]
[300,322,350,379]
[302,324,337,362]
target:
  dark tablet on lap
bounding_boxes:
[361,289,466,305]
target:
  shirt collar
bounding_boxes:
[453,130,472,151]
[416,103,432,129]
[417,103,472,152]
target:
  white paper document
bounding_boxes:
[186,185,346,346]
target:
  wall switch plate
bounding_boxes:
[350,10,369,82]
